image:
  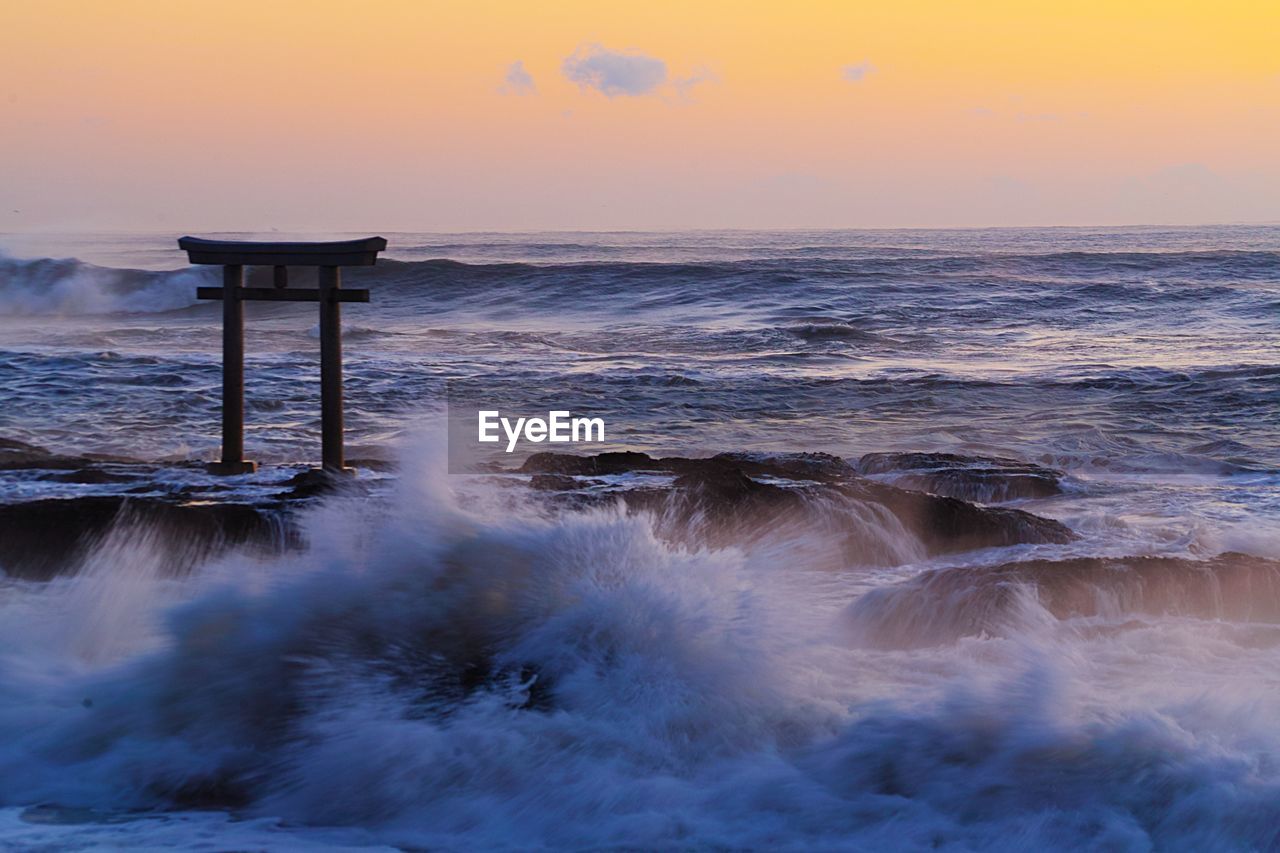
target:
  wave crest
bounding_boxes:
[0,253,208,315]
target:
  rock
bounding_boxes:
[706,451,857,483]
[521,451,1074,565]
[521,450,857,482]
[0,497,287,581]
[0,437,136,471]
[0,437,95,471]
[844,552,1280,648]
[520,451,659,476]
[279,468,372,501]
[0,447,1075,580]
[529,473,585,491]
[838,476,1073,554]
[47,468,140,485]
[857,451,1064,502]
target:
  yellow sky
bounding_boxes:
[2,0,1277,230]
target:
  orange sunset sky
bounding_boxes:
[2,0,1278,231]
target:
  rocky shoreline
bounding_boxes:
[0,439,1080,580]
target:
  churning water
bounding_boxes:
[0,227,1277,849]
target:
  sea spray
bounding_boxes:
[1,224,1278,849]
[0,252,208,315]
[0,431,1278,848]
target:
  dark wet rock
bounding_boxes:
[706,451,857,483]
[520,452,1074,566]
[521,451,660,476]
[0,438,96,471]
[0,437,136,471]
[280,469,339,501]
[0,446,1073,581]
[279,468,373,501]
[0,497,287,581]
[523,450,857,482]
[857,451,1064,502]
[346,456,398,473]
[529,473,585,491]
[47,467,140,485]
[0,442,384,578]
[845,552,1280,648]
[837,477,1072,554]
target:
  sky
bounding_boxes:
[1,0,1278,231]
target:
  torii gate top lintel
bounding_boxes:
[178,235,388,476]
[178,236,387,267]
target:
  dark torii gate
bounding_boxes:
[178,236,388,475]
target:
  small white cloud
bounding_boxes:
[842,62,875,82]
[562,44,667,97]
[500,60,536,95]
[673,66,717,99]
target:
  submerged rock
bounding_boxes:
[0,442,1073,580]
[515,451,1074,566]
[845,552,1280,648]
[0,437,131,471]
[0,437,372,579]
[0,496,286,581]
[521,449,858,483]
[521,450,661,476]
[857,451,1065,502]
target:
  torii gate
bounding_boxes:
[178,236,388,475]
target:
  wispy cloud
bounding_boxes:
[500,60,536,96]
[841,62,875,83]
[562,44,667,97]
[673,66,717,99]
[1015,111,1060,122]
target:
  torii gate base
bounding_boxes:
[178,237,388,475]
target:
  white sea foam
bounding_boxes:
[0,252,206,315]
[1,431,1278,849]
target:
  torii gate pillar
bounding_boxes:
[178,236,388,475]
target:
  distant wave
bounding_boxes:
[373,249,1280,280]
[0,253,209,315]
[4,248,1275,316]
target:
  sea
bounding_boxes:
[0,226,1277,850]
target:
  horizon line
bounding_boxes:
[4,220,1280,237]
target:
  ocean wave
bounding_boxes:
[2,441,1279,849]
[4,246,1275,318]
[365,249,1280,283]
[0,253,209,315]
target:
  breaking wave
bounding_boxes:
[2,227,1278,847]
[0,253,208,315]
[2,438,1280,849]
[4,246,1277,318]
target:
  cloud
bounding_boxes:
[673,66,717,99]
[562,44,667,97]
[500,60,536,95]
[842,62,875,82]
